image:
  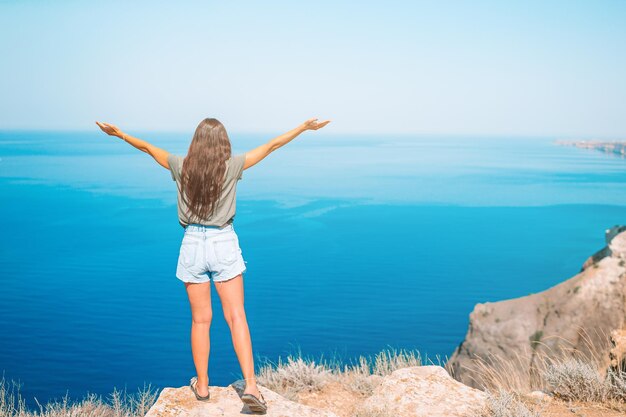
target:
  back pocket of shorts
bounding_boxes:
[213,238,238,266]
[179,238,200,269]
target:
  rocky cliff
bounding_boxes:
[143,226,626,416]
[446,225,626,390]
[144,366,487,417]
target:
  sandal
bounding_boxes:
[189,376,210,401]
[241,390,267,414]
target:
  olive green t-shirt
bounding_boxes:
[167,153,246,229]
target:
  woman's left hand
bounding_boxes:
[95,121,124,139]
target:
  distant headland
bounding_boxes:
[556,140,626,158]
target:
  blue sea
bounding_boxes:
[1,131,625,407]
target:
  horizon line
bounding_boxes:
[0,128,624,141]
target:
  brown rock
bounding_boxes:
[360,366,486,417]
[446,226,626,390]
[296,380,366,417]
[145,379,339,417]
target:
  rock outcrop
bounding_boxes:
[446,226,626,390]
[361,366,486,417]
[145,379,340,417]
[145,366,486,417]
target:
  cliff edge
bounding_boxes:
[446,225,626,390]
[144,366,486,417]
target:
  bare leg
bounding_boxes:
[214,274,260,397]
[184,281,212,397]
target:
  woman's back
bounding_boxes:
[95,116,330,411]
[168,153,246,229]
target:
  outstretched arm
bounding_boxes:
[243,117,331,170]
[95,121,170,169]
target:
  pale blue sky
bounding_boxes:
[1,1,625,136]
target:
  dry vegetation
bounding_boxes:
[0,377,158,417]
[2,335,626,417]
[253,330,626,417]
[480,390,540,417]
[457,328,626,416]
[255,346,428,416]
[256,346,428,401]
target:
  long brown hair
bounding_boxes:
[180,118,231,221]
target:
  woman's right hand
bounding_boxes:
[301,118,331,131]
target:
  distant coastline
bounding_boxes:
[556,139,626,158]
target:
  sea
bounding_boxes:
[1,130,625,407]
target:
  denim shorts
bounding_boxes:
[176,223,247,283]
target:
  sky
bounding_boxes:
[0,0,625,137]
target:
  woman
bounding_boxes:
[95,117,330,413]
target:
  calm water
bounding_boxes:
[1,131,625,407]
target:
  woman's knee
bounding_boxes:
[192,310,213,325]
[223,308,246,327]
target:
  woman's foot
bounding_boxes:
[196,382,209,397]
[190,376,210,400]
[241,381,267,413]
[243,383,261,399]
[195,377,209,397]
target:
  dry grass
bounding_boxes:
[368,347,425,376]
[256,346,428,399]
[335,356,376,397]
[4,329,625,417]
[256,354,336,400]
[543,358,606,402]
[1,346,425,416]
[0,376,158,417]
[543,360,626,405]
[456,326,626,414]
[480,389,540,417]
[457,327,617,394]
